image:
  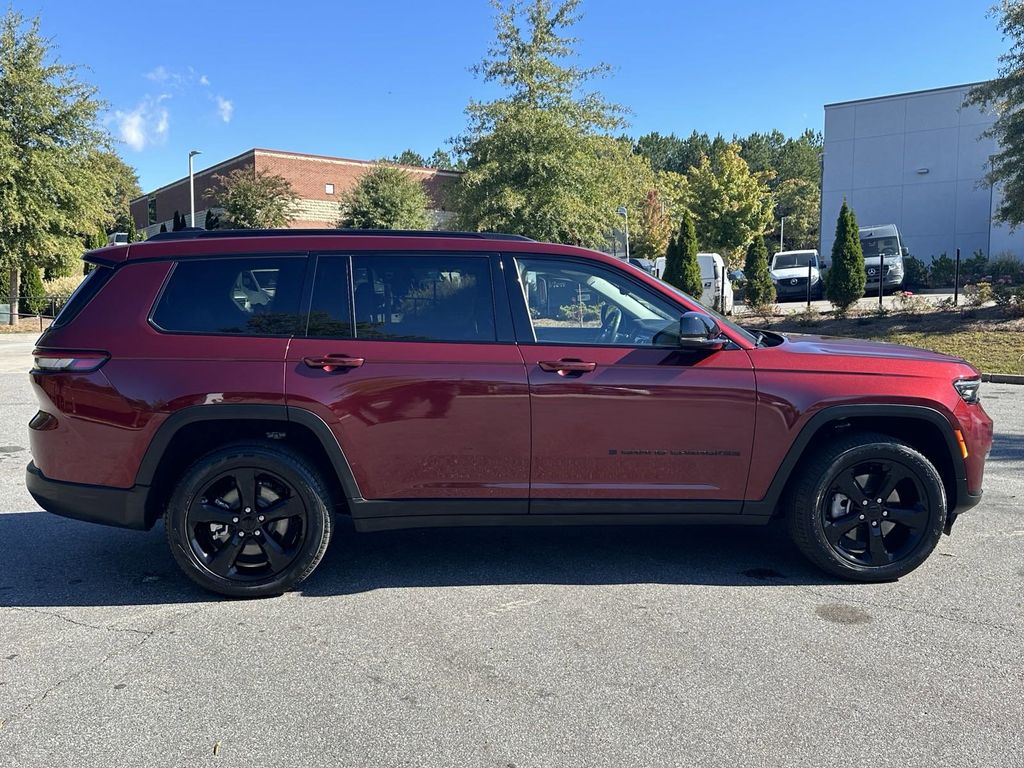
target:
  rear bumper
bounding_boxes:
[26,462,151,530]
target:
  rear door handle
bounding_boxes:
[538,359,597,375]
[303,354,365,372]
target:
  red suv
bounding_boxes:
[26,230,993,597]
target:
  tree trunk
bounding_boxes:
[8,266,18,326]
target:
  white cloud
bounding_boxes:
[215,95,233,123]
[112,98,170,151]
[145,65,171,83]
[199,74,210,86]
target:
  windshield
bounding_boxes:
[860,237,900,258]
[772,253,817,269]
[658,280,759,347]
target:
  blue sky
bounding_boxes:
[13,0,1004,191]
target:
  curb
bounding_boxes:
[981,373,1024,385]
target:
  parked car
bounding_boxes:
[27,229,992,597]
[627,257,657,275]
[697,253,734,314]
[771,249,825,301]
[860,224,907,293]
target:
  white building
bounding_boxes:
[821,83,1021,262]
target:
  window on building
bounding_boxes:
[351,254,495,342]
[152,256,306,336]
[147,198,157,226]
[307,256,352,338]
[325,183,335,195]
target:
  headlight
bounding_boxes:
[953,378,981,404]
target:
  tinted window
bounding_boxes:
[307,256,352,338]
[351,254,495,342]
[517,257,681,346]
[51,265,113,329]
[152,256,305,336]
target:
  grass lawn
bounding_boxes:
[744,305,1024,375]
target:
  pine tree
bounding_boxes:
[20,261,46,314]
[663,212,703,297]
[204,208,220,230]
[743,234,775,307]
[172,211,184,231]
[126,216,138,243]
[825,200,866,312]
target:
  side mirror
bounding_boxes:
[678,311,726,350]
[901,246,909,257]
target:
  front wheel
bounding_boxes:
[786,432,946,581]
[165,443,333,598]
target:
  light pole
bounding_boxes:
[780,216,785,252]
[188,150,202,228]
[617,206,629,260]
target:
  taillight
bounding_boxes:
[31,350,109,373]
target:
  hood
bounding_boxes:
[864,255,902,267]
[776,332,966,365]
[771,266,820,280]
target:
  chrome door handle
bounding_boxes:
[538,359,597,375]
[303,355,365,372]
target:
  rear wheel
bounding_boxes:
[786,432,946,581]
[165,443,333,597]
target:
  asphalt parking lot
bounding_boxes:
[0,332,1021,767]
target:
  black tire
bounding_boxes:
[165,442,333,598]
[786,432,946,582]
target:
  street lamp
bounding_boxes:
[780,216,785,252]
[617,206,630,260]
[188,150,202,228]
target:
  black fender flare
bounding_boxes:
[742,403,968,517]
[134,403,363,500]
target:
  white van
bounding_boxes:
[770,249,824,301]
[653,253,734,313]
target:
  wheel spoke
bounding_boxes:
[233,469,258,512]
[875,463,913,502]
[206,535,245,577]
[191,503,238,527]
[867,525,891,566]
[835,473,867,507]
[886,504,929,531]
[261,495,304,523]
[257,532,291,572]
[824,513,862,546]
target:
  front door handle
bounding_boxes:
[303,354,365,372]
[538,359,597,376]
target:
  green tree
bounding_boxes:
[0,10,109,323]
[205,165,297,229]
[774,178,820,250]
[743,234,775,308]
[664,212,702,296]
[390,149,427,166]
[654,170,690,221]
[686,142,772,262]
[20,261,46,314]
[338,165,431,230]
[172,211,183,231]
[632,189,672,260]
[204,208,221,230]
[126,215,138,242]
[451,0,649,245]
[634,130,715,174]
[427,148,455,170]
[825,200,866,312]
[966,2,1024,227]
[88,149,140,233]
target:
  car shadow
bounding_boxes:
[988,432,1024,463]
[0,510,843,608]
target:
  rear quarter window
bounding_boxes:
[151,256,307,336]
[51,265,114,329]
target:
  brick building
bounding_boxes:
[130,148,460,237]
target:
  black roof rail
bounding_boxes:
[145,228,534,242]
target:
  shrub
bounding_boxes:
[929,253,956,288]
[989,254,1024,285]
[902,255,929,288]
[993,284,1024,316]
[559,302,603,324]
[663,212,703,297]
[793,305,820,327]
[893,290,930,316]
[743,235,775,308]
[961,250,989,283]
[963,281,994,307]
[825,200,866,313]
[20,263,47,315]
[43,274,86,312]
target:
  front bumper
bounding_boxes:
[26,462,151,530]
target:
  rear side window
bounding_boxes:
[307,256,352,338]
[351,254,495,342]
[152,256,306,336]
[51,265,113,329]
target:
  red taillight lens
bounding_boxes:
[31,350,109,373]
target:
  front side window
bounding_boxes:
[152,256,306,336]
[351,254,495,342]
[516,257,682,346]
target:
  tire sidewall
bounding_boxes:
[166,445,331,597]
[807,441,946,580]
